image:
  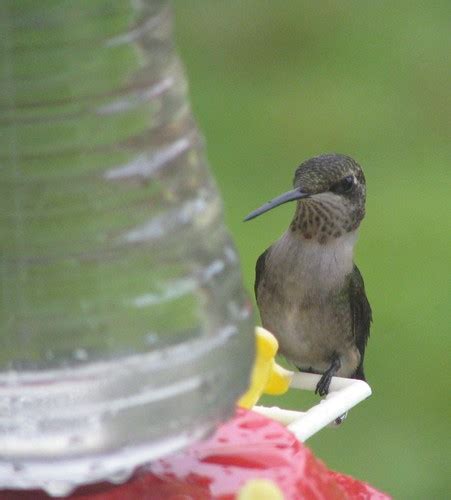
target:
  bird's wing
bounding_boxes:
[254,248,269,299]
[349,264,372,380]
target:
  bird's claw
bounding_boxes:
[315,356,340,396]
[315,372,332,396]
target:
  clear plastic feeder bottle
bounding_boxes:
[0,0,254,495]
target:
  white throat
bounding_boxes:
[268,229,358,293]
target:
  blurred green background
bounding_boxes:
[173,1,450,498]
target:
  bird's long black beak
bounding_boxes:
[244,188,310,222]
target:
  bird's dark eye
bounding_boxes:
[341,175,354,191]
[331,175,354,194]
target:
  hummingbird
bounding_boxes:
[244,154,372,396]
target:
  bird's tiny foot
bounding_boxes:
[315,355,341,396]
[315,372,332,396]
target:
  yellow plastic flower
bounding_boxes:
[238,326,293,409]
[237,478,284,500]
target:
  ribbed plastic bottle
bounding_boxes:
[0,0,254,495]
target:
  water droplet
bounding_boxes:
[144,332,159,346]
[89,461,104,473]
[68,434,83,446]
[109,468,133,484]
[73,348,88,361]
[45,350,55,360]
[44,480,75,497]
[88,415,100,427]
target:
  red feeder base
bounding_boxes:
[1,408,390,500]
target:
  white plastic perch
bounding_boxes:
[253,372,372,442]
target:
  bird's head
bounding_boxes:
[244,154,367,244]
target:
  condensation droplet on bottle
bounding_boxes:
[108,468,133,484]
[45,350,55,360]
[73,348,88,361]
[44,480,75,497]
[144,332,159,346]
